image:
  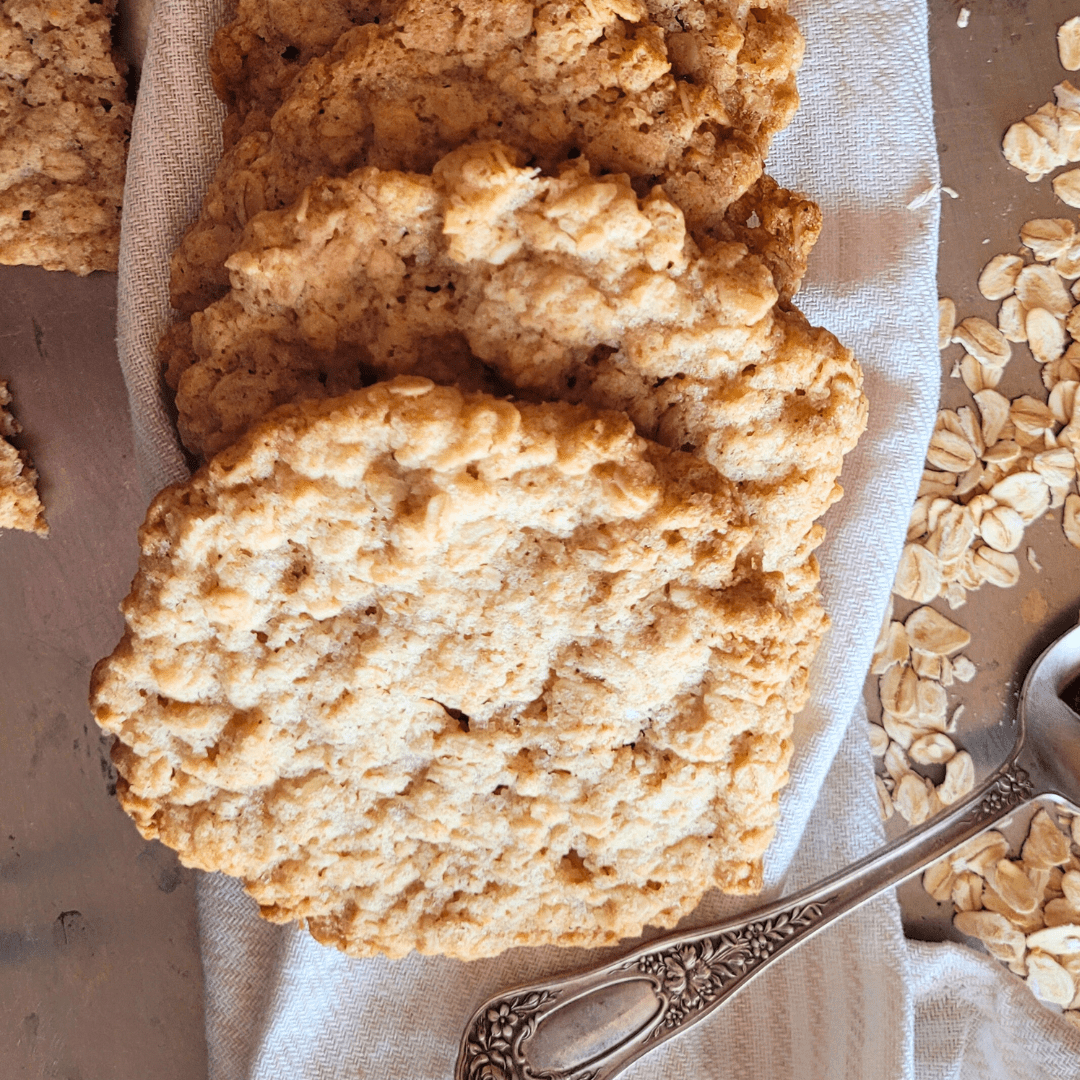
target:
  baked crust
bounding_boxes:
[91,378,825,959]
[0,0,130,273]
[168,143,865,571]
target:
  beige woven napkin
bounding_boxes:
[112,0,1074,1075]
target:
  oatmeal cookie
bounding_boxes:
[0,381,46,534]
[91,377,826,959]
[172,0,809,312]
[0,0,130,273]
[168,143,864,571]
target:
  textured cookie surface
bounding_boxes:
[0,0,130,273]
[91,378,826,960]
[0,382,46,534]
[173,0,808,312]
[168,143,864,571]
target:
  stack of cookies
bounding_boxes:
[91,0,867,960]
[0,0,131,273]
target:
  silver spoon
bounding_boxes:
[455,621,1080,1080]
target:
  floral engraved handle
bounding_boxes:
[960,764,1034,825]
[632,902,829,1036]
[461,989,591,1080]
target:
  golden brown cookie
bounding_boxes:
[168,143,864,572]
[172,0,808,312]
[91,377,826,959]
[0,0,130,273]
[0,381,46,534]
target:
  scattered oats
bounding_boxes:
[951,655,976,682]
[950,360,962,378]
[941,656,955,686]
[1003,117,1059,183]
[1064,493,1080,549]
[967,493,997,528]
[939,298,957,349]
[990,471,1051,523]
[1021,218,1076,261]
[884,741,915,785]
[1063,870,1080,908]
[868,723,889,757]
[999,296,1030,343]
[870,620,910,675]
[1027,307,1067,363]
[1049,380,1078,424]
[927,427,979,472]
[1024,809,1073,869]
[1061,16,1080,69]
[1027,951,1076,1006]
[880,662,919,721]
[907,496,932,541]
[926,503,976,563]
[895,543,944,603]
[1063,1011,1080,1030]
[918,468,958,499]
[1011,394,1056,434]
[955,405,986,455]
[1056,241,1080,278]
[1044,356,1080,390]
[955,463,984,498]
[942,186,959,199]
[954,910,1027,969]
[953,832,1011,875]
[938,750,975,805]
[953,317,1012,367]
[980,504,1026,552]
[1028,924,1080,956]
[1016,263,1075,316]
[979,253,1025,299]
[943,581,969,611]
[894,772,933,825]
[924,856,959,902]
[882,710,923,753]
[1054,168,1080,208]
[909,732,957,766]
[916,677,949,728]
[948,703,965,733]
[952,870,984,912]
[911,648,943,681]
[875,774,894,821]
[988,858,1042,914]
[971,545,1021,588]
[1028,547,1043,571]
[957,6,970,28]
[975,388,1012,446]
[905,606,972,655]
[962,352,1004,391]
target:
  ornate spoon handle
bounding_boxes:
[457,761,1040,1080]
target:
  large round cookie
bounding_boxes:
[91,378,826,960]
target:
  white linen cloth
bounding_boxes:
[114,0,1080,1074]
